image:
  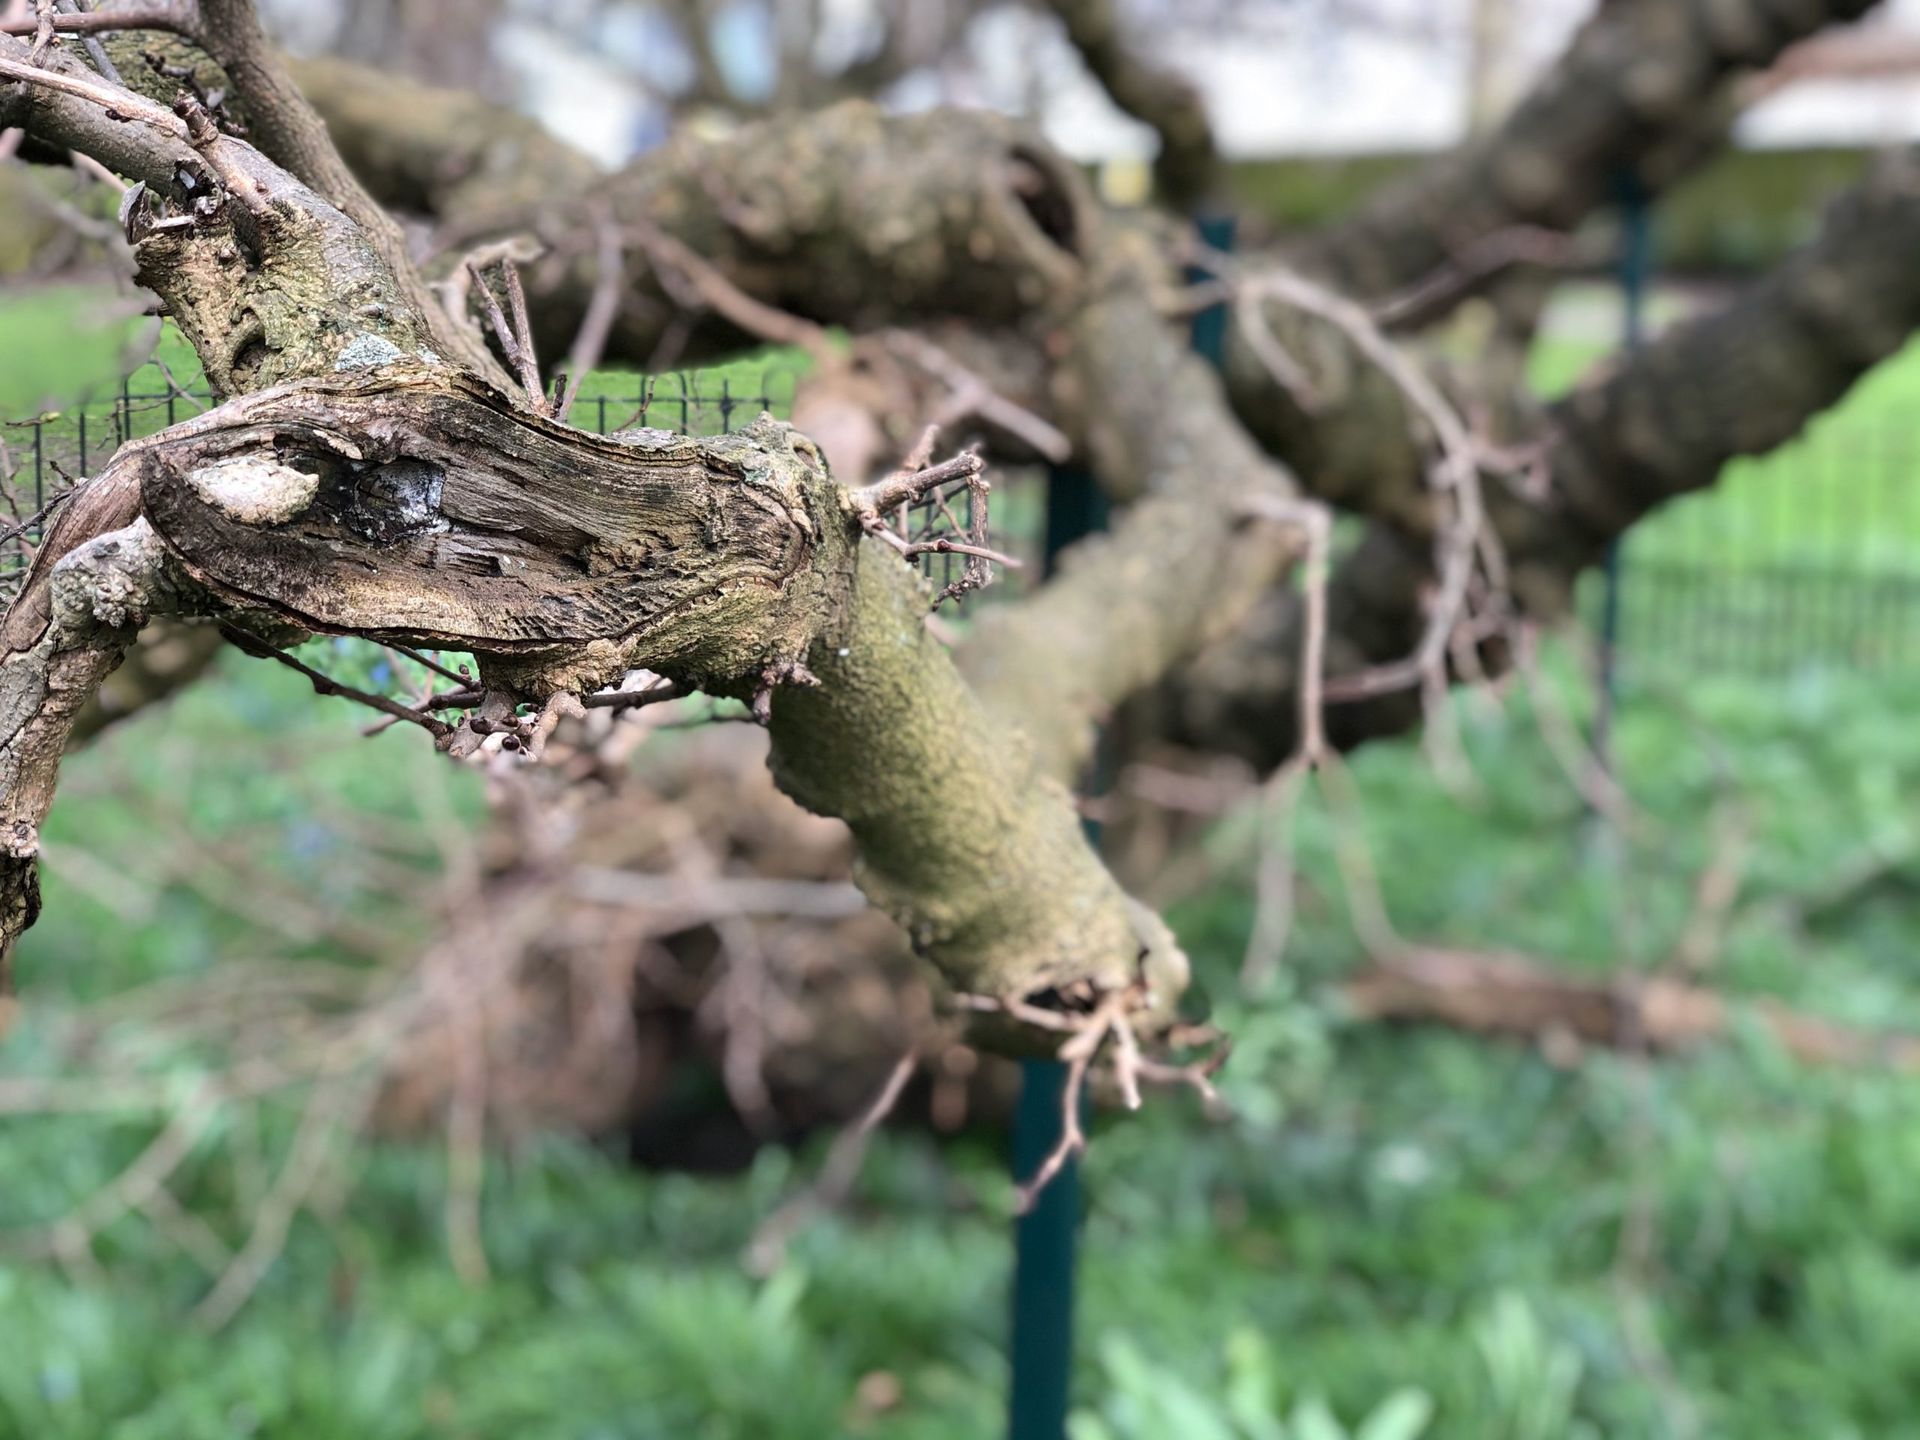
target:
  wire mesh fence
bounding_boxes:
[0,364,1027,612]
[1,368,832,602]
[8,365,1914,673]
[1579,414,1920,676]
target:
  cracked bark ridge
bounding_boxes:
[135,365,841,699]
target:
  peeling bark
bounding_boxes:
[135,366,840,696]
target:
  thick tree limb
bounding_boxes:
[1037,0,1217,210]
[1294,0,1883,302]
[185,0,502,381]
[192,61,1920,782]
[958,270,1306,781]
[297,80,1317,781]
[0,515,185,983]
[769,536,1187,1023]
[0,4,195,39]
[285,54,597,231]
[1545,144,1920,567]
[1347,947,1920,1072]
[0,44,1196,1043]
[1182,141,1920,771]
[0,36,443,396]
[4,362,1195,1035]
[290,72,1092,368]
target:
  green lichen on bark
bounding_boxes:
[768,543,1187,1026]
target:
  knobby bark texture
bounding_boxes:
[0,517,180,978]
[287,74,1316,778]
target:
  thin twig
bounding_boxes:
[465,257,548,414]
[744,1050,918,1275]
[557,214,625,423]
[380,641,467,686]
[1237,496,1331,993]
[0,2,194,38]
[221,627,454,742]
[55,0,125,86]
[1014,1051,1089,1214]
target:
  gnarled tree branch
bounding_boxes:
[1294,0,1883,302]
[0,36,1197,1052]
[1037,0,1217,211]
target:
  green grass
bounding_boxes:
[11,642,1920,1437]
[6,284,1920,1436]
[0,283,156,416]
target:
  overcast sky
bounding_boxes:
[419,0,1920,168]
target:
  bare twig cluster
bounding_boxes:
[466,251,553,415]
[955,983,1229,1212]
[851,425,1017,605]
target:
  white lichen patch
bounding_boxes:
[186,455,319,526]
[334,333,407,371]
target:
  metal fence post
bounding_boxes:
[1008,209,1234,1440]
[1593,173,1651,772]
[1009,461,1108,1440]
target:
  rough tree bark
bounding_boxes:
[0,26,1201,1051]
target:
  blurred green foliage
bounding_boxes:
[1231,147,1874,275]
[8,637,1920,1436]
[5,288,1920,1437]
